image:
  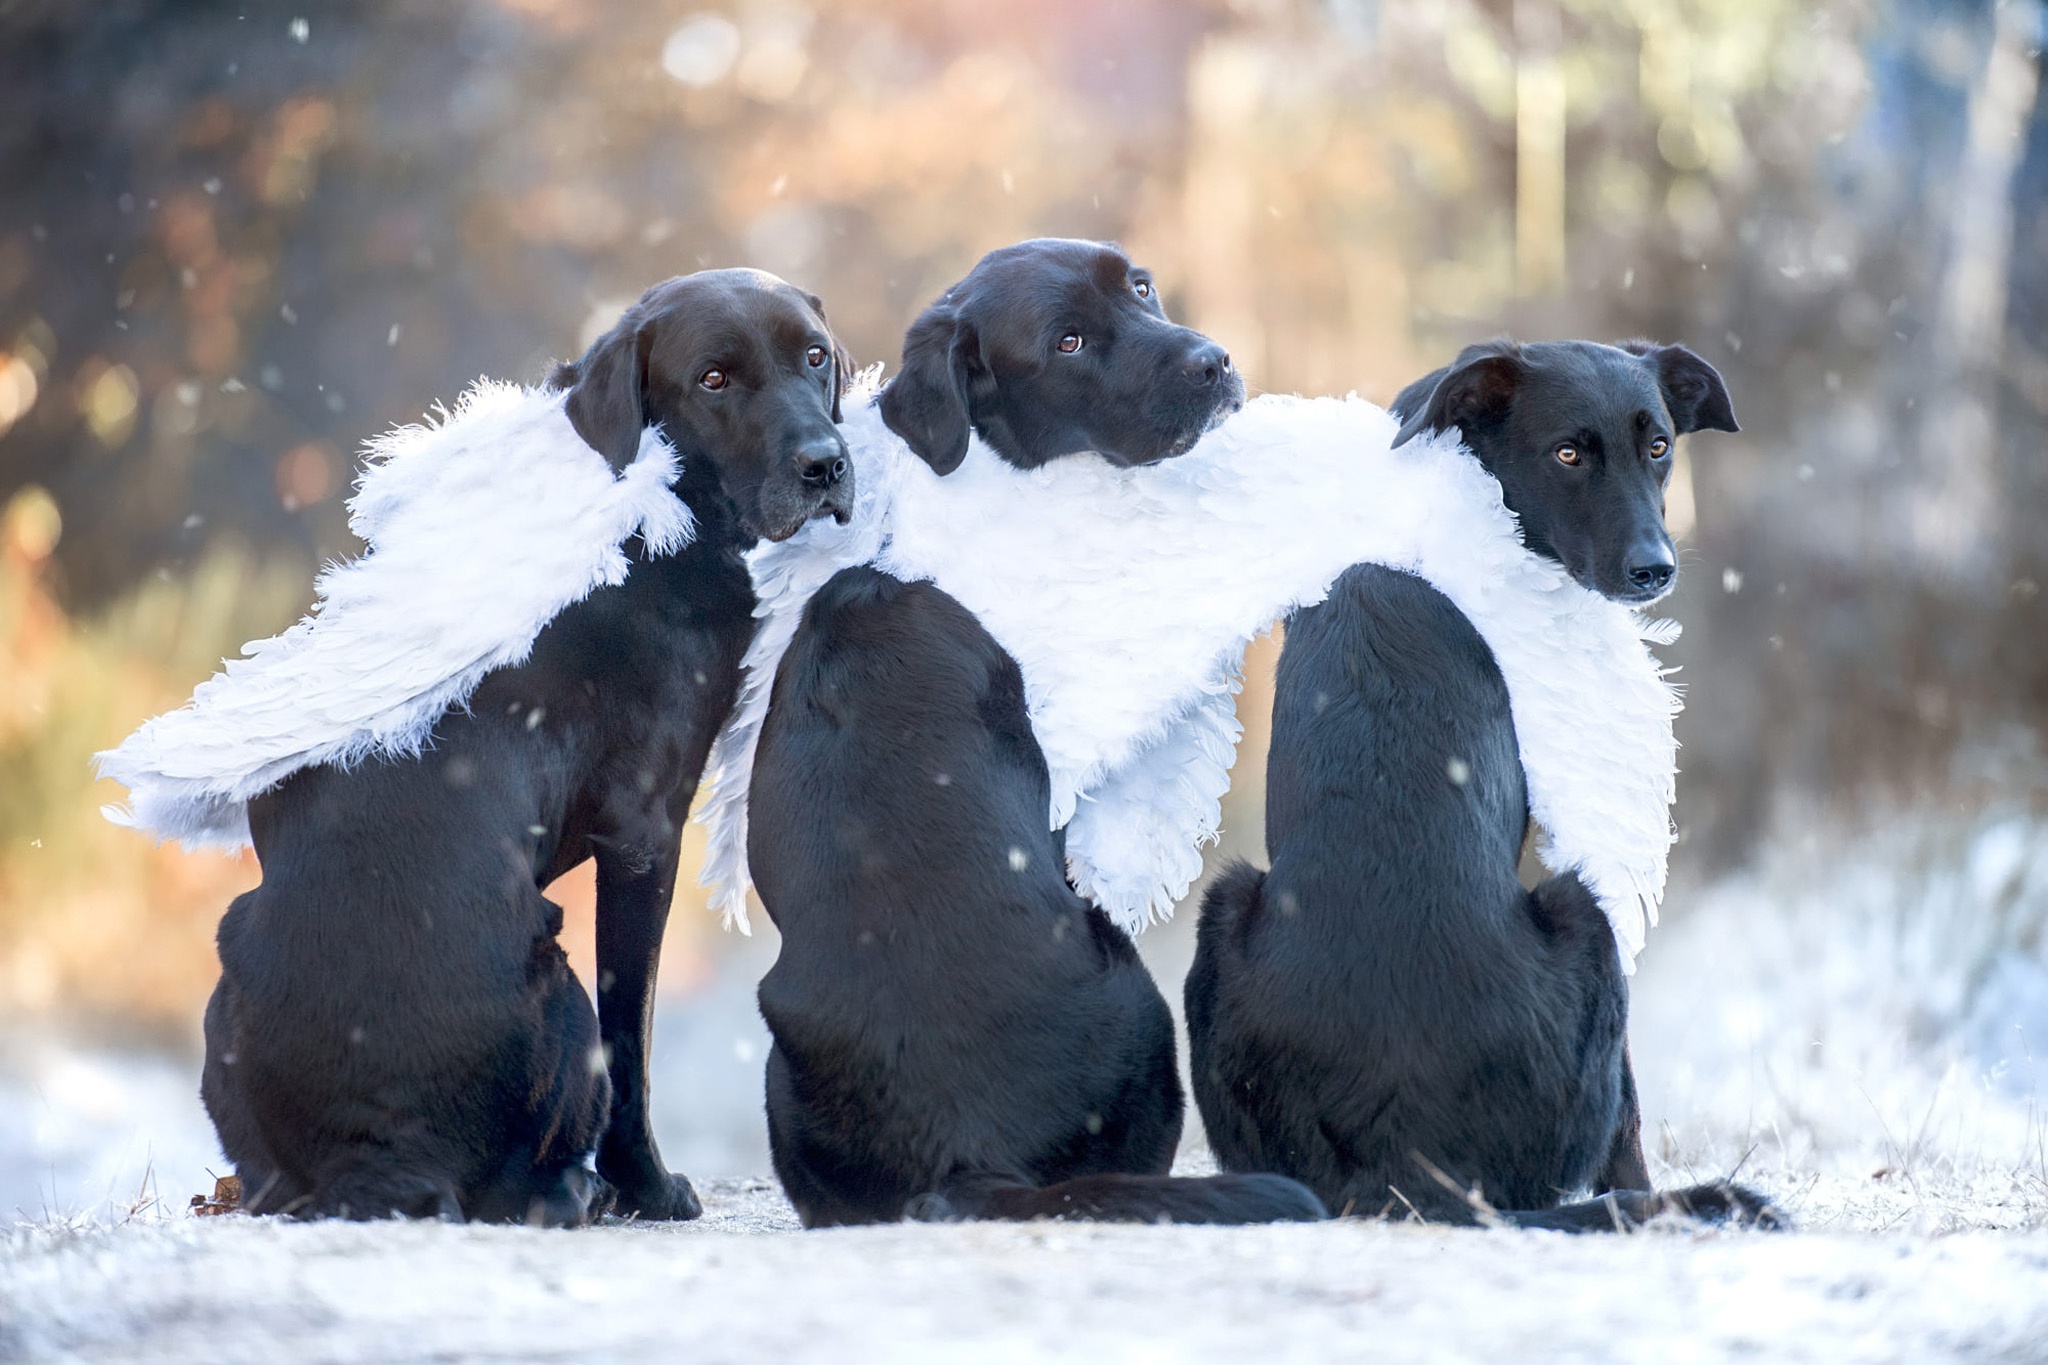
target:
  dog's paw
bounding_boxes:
[1664,1181,1787,1231]
[608,1170,703,1222]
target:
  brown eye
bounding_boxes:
[1133,280,1152,299]
[1057,333,1083,354]
[1554,444,1583,467]
[700,368,728,391]
[1649,437,1670,458]
[806,345,828,369]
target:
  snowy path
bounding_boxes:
[7,833,2048,1360]
[5,1177,2047,1363]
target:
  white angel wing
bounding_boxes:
[696,388,1681,968]
[95,381,692,847]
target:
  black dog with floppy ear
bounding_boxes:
[876,238,1243,476]
[1186,336,1776,1231]
[1386,337,1739,604]
[196,270,854,1228]
[741,239,1318,1230]
[556,287,855,474]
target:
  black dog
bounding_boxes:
[1186,339,1776,1231]
[747,238,1321,1226]
[201,269,853,1224]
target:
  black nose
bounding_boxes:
[799,442,849,488]
[1183,342,1232,388]
[1624,541,1676,594]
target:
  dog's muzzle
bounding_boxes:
[758,443,855,540]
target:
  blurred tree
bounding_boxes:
[2,0,2044,903]
[0,0,1220,606]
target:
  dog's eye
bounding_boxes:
[699,368,728,391]
[1649,437,1670,459]
[1133,280,1153,299]
[1057,334,1083,354]
[1554,444,1583,467]
[806,346,829,369]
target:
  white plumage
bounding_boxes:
[95,380,693,848]
[699,377,1681,968]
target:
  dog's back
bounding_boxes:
[1188,563,1628,1218]
[751,567,1322,1227]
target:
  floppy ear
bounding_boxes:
[555,310,650,472]
[1635,343,1739,435]
[804,292,857,423]
[879,303,976,475]
[1392,341,1524,448]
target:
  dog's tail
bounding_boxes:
[905,1169,1326,1226]
[1460,1181,1784,1234]
[274,1163,467,1224]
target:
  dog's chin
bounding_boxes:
[752,498,851,543]
[1606,578,1677,608]
[1169,389,1249,457]
[1101,402,1245,467]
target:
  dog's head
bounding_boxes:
[879,237,1244,473]
[552,268,855,543]
[1391,338,1737,604]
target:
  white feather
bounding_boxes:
[95,380,693,847]
[700,378,1680,968]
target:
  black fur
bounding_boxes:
[200,269,854,1225]
[1186,339,1778,1232]
[748,240,1316,1227]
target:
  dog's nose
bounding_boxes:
[1183,342,1232,388]
[1624,541,1676,594]
[799,442,850,488]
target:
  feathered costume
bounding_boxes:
[98,372,1681,968]
[698,374,1681,966]
[95,381,692,847]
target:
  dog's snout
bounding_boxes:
[1183,341,1232,389]
[1624,540,1677,595]
[798,442,850,488]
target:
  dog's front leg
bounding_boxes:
[593,837,703,1221]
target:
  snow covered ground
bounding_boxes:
[5,821,2048,1360]
[5,1183,2045,1363]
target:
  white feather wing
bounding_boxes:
[95,381,692,847]
[699,389,1680,968]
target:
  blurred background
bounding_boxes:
[3,0,2045,1225]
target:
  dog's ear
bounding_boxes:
[555,309,650,472]
[1634,342,1739,435]
[880,303,976,475]
[804,292,857,424]
[1392,340,1523,448]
